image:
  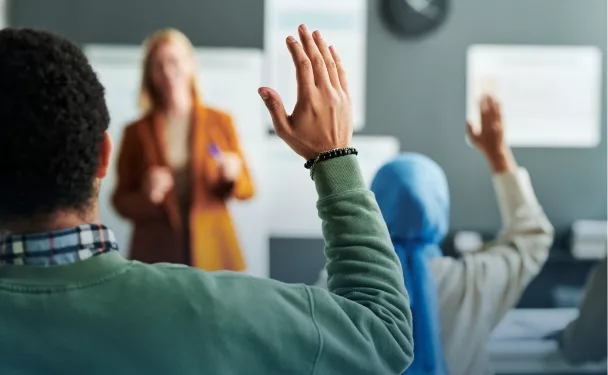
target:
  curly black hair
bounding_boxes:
[0,28,110,224]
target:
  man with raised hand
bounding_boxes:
[0,25,412,374]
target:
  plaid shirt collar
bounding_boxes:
[0,224,118,267]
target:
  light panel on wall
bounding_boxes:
[467,44,603,148]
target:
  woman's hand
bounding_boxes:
[467,95,517,174]
[258,25,353,160]
[217,152,243,182]
[142,167,174,204]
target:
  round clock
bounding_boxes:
[382,0,449,38]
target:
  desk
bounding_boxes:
[488,309,607,374]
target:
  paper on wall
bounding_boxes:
[265,136,400,238]
[467,45,602,148]
[264,0,368,130]
[85,45,269,278]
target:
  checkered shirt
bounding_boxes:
[0,224,118,266]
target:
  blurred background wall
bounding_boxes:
[8,0,607,286]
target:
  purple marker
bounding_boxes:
[209,144,221,160]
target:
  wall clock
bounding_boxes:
[382,0,449,38]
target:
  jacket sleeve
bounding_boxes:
[307,156,413,374]
[112,125,165,221]
[212,113,255,200]
[560,259,607,364]
[202,156,412,374]
[431,168,554,328]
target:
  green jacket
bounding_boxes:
[0,156,413,374]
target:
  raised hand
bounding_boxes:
[258,25,353,160]
[142,166,174,204]
[467,95,516,174]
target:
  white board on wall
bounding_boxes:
[467,44,602,148]
[85,45,269,278]
[264,0,368,131]
[265,136,400,238]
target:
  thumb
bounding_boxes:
[258,87,289,135]
[466,121,479,143]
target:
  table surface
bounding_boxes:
[488,309,606,374]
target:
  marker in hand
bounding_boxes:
[209,143,242,181]
[209,144,221,160]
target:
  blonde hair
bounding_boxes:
[139,28,202,112]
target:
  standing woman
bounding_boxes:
[112,29,254,271]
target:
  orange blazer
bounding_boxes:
[112,104,254,271]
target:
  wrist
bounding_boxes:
[305,147,359,179]
[313,155,365,199]
[485,146,517,174]
[305,141,352,161]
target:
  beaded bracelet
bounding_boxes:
[306,147,358,180]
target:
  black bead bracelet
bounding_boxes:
[305,147,359,180]
[304,147,359,170]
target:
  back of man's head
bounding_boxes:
[0,28,110,227]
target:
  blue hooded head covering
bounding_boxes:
[371,153,450,375]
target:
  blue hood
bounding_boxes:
[371,153,449,247]
[371,153,450,375]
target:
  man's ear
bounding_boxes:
[96,131,113,179]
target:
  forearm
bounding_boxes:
[470,164,554,326]
[487,146,552,236]
[313,155,413,372]
[485,145,517,174]
[486,147,553,245]
[487,147,545,233]
[492,166,554,245]
[316,156,406,299]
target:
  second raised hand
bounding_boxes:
[467,95,517,174]
[258,24,353,161]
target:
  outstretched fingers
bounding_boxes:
[298,24,331,88]
[329,46,349,94]
[312,30,340,90]
[286,35,314,98]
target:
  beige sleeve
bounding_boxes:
[432,168,554,328]
[560,259,607,365]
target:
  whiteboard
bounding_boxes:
[264,0,368,131]
[85,45,269,278]
[265,136,400,238]
[467,45,602,148]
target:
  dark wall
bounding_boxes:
[364,0,607,235]
[9,0,264,47]
[10,0,607,283]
